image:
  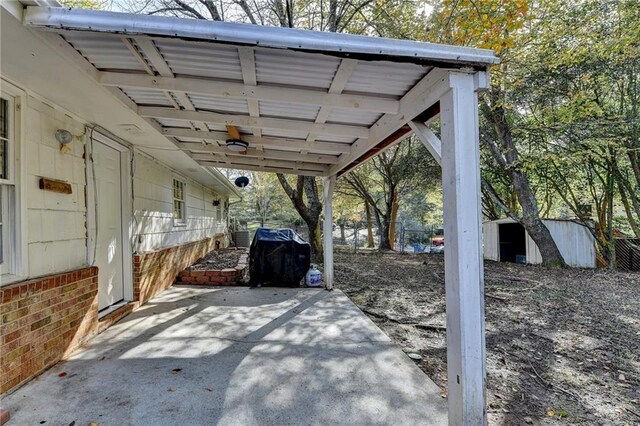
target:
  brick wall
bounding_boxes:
[134,234,226,305]
[0,267,98,394]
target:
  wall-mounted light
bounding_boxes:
[213,197,221,206]
[55,129,73,144]
[55,129,74,154]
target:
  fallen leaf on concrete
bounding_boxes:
[168,387,176,392]
[68,422,75,426]
[170,368,182,375]
[58,372,67,377]
[89,422,99,426]
[546,409,555,417]
[206,387,213,392]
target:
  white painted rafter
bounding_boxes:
[192,154,327,172]
[238,46,262,139]
[167,129,351,154]
[140,107,370,139]
[98,72,399,114]
[307,58,358,143]
[199,161,325,176]
[326,68,449,176]
[182,143,339,164]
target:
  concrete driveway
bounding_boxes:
[1,287,447,425]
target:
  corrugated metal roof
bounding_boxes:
[122,88,173,106]
[155,39,244,80]
[255,49,339,89]
[189,95,249,114]
[344,62,430,97]
[326,108,382,126]
[259,102,320,120]
[23,6,495,176]
[63,33,144,72]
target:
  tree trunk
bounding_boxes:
[307,219,323,264]
[482,96,566,267]
[388,193,399,250]
[276,174,323,263]
[340,224,346,243]
[379,221,392,250]
[365,201,374,247]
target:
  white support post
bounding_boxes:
[322,175,336,290]
[440,72,486,426]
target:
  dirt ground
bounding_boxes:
[334,249,640,425]
[188,249,242,270]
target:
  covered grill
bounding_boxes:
[249,228,311,287]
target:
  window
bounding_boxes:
[0,94,15,277]
[0,98,9,180]
[173,178,186,225]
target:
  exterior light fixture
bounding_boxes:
[226,139,248,152]
[235,176,250,188]
[55,129,73,145]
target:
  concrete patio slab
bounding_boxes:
[1,287,447,425]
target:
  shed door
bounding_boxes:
[93,139,125,311]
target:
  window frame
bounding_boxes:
[0,81,27,284]
[0,95,15,186]
[172,177,187,227]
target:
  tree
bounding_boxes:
[429,0,567,267]
[275,174,324,261]
[342,137,438,250]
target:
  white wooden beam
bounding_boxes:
[98,71,399,114]
[168,129,352,154]
[238,47,263,138]
[440,71,486,426]
[307,59,358,143]
[197,160,325,176]
[182,143,339,164]
[326,68,449,176]
[121,37,155,76]
[409,120,442,164]
[140,107,370,139]
[322,175,336,290]
[134,37,174,77]
[193,154,328,172]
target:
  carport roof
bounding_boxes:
[24,6,498,177]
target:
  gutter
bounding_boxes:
[204,167,242,201]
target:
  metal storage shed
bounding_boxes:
[22,7,498,424]
[483,218,597,268]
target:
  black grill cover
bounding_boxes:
[249,228,311,287]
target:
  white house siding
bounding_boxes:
[25,95,87,277]
[132,152,228,253]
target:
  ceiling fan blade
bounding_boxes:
[226,125,241,140]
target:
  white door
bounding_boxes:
[93,140,125,311]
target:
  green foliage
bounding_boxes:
[59,0,108,9]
